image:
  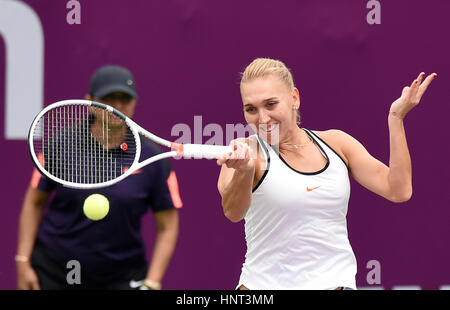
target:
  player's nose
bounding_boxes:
[109,100,126,112]
[258,109,271,124]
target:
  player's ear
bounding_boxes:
[292,87,300,110]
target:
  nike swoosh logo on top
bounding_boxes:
[306,186,321,192]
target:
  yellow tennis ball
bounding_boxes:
[83,194,109,221]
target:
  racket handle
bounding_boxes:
[182,144,232,159]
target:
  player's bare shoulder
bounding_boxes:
[312,129,346,141]
[310,129,349,166]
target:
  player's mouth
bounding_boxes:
[259,123,279,133]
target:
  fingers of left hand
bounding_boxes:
[409,72,424,90]
[417,73,437,96]
[417,72,426,84]
[409,72,437,103]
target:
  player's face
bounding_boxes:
[241,75,299,144]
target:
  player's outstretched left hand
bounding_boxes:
[389,72,437,120]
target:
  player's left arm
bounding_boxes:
[340,72,437,203]
[142,155,181,289]
[144,208,179,289]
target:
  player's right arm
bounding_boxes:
[217,140,255,223]
[16,186,49,290]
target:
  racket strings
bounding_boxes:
[32,104,138,185]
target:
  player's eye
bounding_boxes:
[101,93,133,103]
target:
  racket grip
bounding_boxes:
[182,144,232,159]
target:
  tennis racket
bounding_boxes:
[28,99,232,189]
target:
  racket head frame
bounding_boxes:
[28,99,144,189]
[28,99,233,189]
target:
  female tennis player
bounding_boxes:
[216,58,437,290]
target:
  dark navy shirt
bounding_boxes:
[33,137,180,273]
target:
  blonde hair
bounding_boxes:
[240,58,300,124]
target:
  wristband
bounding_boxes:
[15,255,29,263]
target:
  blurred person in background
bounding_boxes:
[17,65,182,290]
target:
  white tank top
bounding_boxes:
[238,128,357,290]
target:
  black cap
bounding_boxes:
[89,65,138,99]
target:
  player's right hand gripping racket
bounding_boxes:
[28,99,232,189]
